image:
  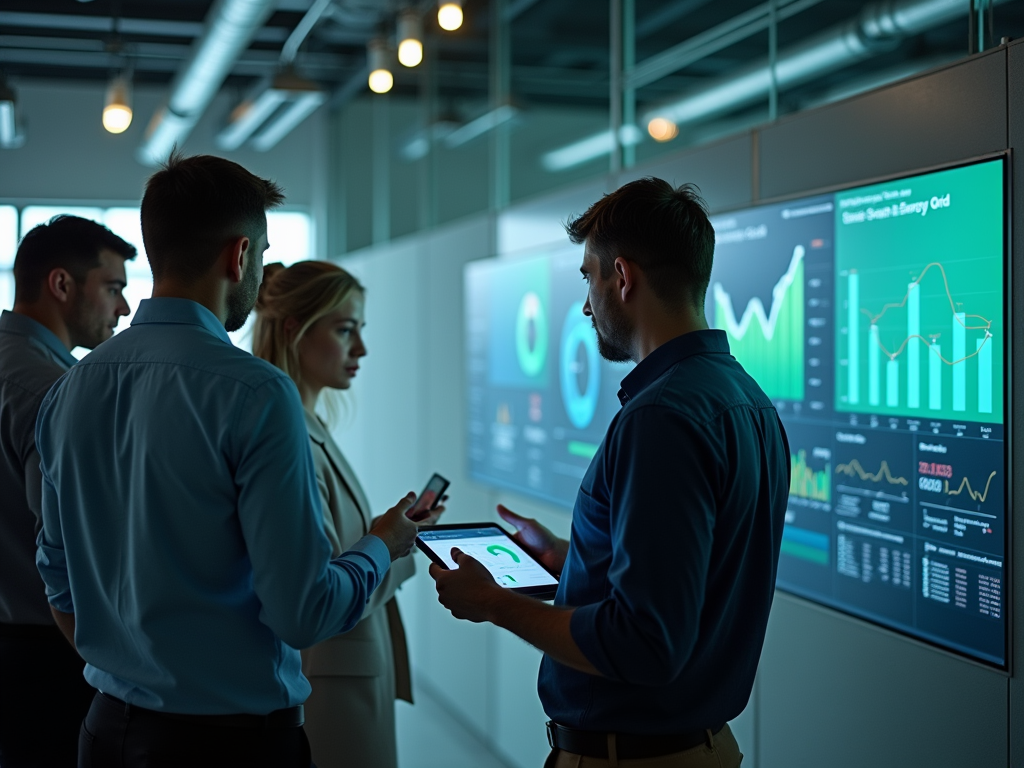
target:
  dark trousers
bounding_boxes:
[79,692,313,768]
[0,624,95,768]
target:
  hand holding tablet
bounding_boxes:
[417,523,559,600]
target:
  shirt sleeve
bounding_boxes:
[233,376,391,650]
[35,397,73,613]
[24,445,44,531]
[569,405,723,686]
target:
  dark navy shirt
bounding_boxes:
[538,329,790,734]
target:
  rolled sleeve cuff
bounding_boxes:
[569,602,618,680]
[36,540,73,614]
[335,534,392,581]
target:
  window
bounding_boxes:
[0,206,17,312]
[0,205,313,354]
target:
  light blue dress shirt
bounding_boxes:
[35,298,392,715]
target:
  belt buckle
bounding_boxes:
[546,721,557,750]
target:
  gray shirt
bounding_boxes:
[0,309,76,625]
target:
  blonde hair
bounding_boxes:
[253,260,364,408]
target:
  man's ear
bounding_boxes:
[45,268,76,305]
[614,257,635,302]
[224,236,251,285]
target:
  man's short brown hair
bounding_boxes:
[141,151,285,283]
[14,215,136,303]
[565,177,715,309]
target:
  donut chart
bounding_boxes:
[560,302,601,429]
[515,291,548,377]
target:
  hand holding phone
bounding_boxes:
[407,473,450,522]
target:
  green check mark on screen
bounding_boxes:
[486,544,521,563]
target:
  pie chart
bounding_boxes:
[560,301,600,429]
[515,291,548,377]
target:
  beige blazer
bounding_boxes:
[300,411,415,701]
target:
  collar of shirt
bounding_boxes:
[0,309,77,368]
[131,298,232,345]
[617,328,731,405]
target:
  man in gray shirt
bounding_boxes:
[0,215,135,767]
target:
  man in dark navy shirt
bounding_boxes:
[431,178,790,767]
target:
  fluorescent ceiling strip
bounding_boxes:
[444,105,519,148]
[250,91,325,151]
[541,125,643,172]
[216,88,288,150]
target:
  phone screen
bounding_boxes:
[408,473,449,520]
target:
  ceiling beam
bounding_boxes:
[0,11,289,43]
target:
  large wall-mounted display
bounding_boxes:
[465,248,633,507]
[465,155,1008,667]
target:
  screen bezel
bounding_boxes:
[713,152,1012,672]
[416,522,560,599]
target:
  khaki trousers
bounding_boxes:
[544,723,742,768]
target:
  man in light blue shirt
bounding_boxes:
[35,153,419,768]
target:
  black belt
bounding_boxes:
[99,693,304,729]
[546,722,724,760]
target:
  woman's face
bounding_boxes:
[296,291,367,392]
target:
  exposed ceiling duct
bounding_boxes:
[543,0,1009,172]
[641,0,1011,128]
[136,0,277,166]
[216,71,326,152]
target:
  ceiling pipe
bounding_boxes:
[280,0,334,66]
[543,0,1010,172]
[642,0,1012,128]
[137,0,277,166]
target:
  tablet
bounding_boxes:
[416,523,559,599]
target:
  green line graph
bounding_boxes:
[713,245,805,400]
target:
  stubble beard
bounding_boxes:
[225,256,262,332]
[591,288,634,363]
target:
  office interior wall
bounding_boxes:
[334,43,1022,768]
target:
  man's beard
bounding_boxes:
[67,298,113,351]
[225,256,261,332]
[592,289,634,363]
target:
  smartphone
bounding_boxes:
[407,473,450,521]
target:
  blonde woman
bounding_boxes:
[253,261,432,768]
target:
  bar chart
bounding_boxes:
[835,161,1004,423]
[790,447,831,502]
[841,264,998,421]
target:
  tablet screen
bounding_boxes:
[417,526,559,589]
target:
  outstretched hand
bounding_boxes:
[497,505,569,575]
[429,548,508,623]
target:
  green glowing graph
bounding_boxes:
[790,449,830,502]
[835,160,1004,423]
[714,246,805,401]
[486,544,520,563]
